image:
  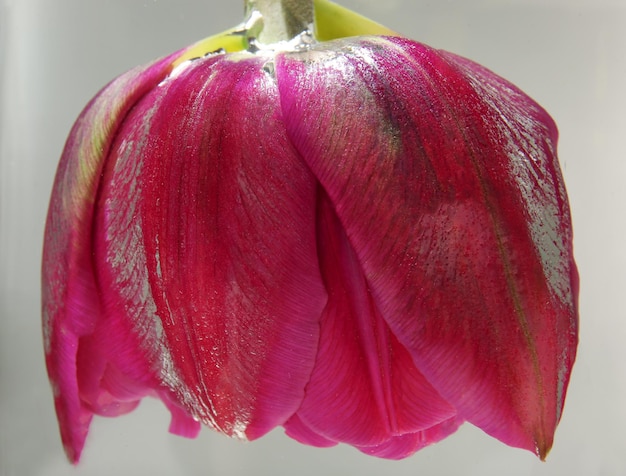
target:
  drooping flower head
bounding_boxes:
[42,0,578,464]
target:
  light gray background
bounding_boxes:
[1,0,625,475]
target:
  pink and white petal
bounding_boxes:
[95,53,326,442]
[42,50,183,463]
[276,37,577,458]
[289,191,455,448]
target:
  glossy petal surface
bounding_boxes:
[276,36,578,458]
[42,51,183,462]
[43,8,578,462]
[95,53,326,442]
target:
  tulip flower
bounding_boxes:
[42,0,578,464]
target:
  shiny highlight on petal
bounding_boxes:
[42,1,577,465]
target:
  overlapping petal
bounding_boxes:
[275,36,578,459]
[43,2,578,465]
[283,191,459,458]
[94,52,327,443]
[42,50,184,462]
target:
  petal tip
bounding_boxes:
[535,433,553,462]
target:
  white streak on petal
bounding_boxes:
[104,99,215,426]
[457,66,573,307]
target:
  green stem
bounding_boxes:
[244,0,314,45]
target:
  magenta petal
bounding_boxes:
[42,51,182,463]
[95,54,326,441]
[284,414,338,448]
[289,191,456,448]
[356,417,463,460]
[45,17,577,461]
[276,37,578,458]
[161,397,202,438]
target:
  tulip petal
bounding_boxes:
[276,37,578,458]
[42,51,184,463]
[284,413,338,448]
[287,190,457,449]
[355,416,463,460]
[94,53,327,442]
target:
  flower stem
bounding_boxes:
[244,0,314,45]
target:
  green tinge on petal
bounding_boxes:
[314,0,398,40]
[42,51,185,463]
[172,27,248,68]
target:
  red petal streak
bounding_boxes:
[276,37,578,458]
[289,191,456,449]
[42,51,182,463]
[96,53,326,441]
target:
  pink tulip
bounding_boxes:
[42,0,578,464]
